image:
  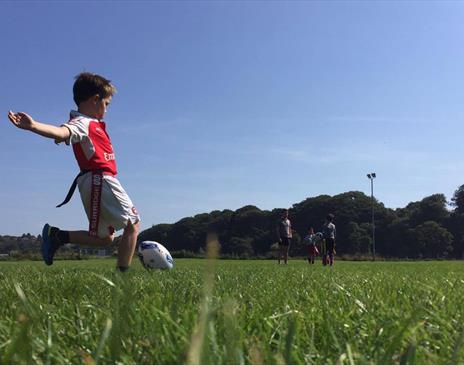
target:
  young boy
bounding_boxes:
[303,227,319,264]
[7,72,140,271]
[277,209,292,264]
[322,214,336,266]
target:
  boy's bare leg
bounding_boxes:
[42,225,114,266]
[117,220,139,268]
[69,231,114,247]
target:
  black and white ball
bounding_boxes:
[138,241,174,270]
[315,232,324,242]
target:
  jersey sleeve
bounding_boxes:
[62,118,89,145]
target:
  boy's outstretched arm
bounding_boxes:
[8,111,70,142]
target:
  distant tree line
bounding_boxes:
[138,185,464,259]
[2,185,464,260]
[0,233,116,260]
[0,233,41,254]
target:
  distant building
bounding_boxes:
[78,247,112,257]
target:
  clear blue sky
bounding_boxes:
[1,1,463,236]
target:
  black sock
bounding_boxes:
[56,230,70,245]
[117,266,129,273]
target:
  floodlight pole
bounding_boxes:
[367,173,376,261]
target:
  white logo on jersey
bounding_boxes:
[104,152,115,161]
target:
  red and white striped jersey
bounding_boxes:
[62,110,117,175]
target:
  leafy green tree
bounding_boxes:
[382,218,411,257]
[451,184,464,214]
[346,222,372,254]
[133,184,464,259]
[410,194,449,226]
[223,237,254,258]
[411,221,453,258]
[138,223,172,244]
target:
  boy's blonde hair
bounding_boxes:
[73,72,116,106]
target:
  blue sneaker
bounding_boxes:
[42,224,60,266]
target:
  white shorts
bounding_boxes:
[77,173,140,238]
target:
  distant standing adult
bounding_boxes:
[322,214,336,266]
[277,209,292,264]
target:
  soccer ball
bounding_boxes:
[138,241,174,270]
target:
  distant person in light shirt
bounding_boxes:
[277,209,292,265]
[322,214,336,266]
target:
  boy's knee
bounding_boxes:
[125,220,139,233]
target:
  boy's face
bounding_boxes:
[94,96,111,120]
[78,94,112,120]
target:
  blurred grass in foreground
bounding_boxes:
[0,259,463,364]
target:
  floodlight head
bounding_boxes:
[372,173,376,178]
[367,174,371,179]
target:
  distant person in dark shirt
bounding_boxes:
[277,209,292,265]
[322,214,336,266]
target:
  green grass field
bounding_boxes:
[0,259,463,365]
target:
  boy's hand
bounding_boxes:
[7,111,69,141]
[8,111,35,130]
